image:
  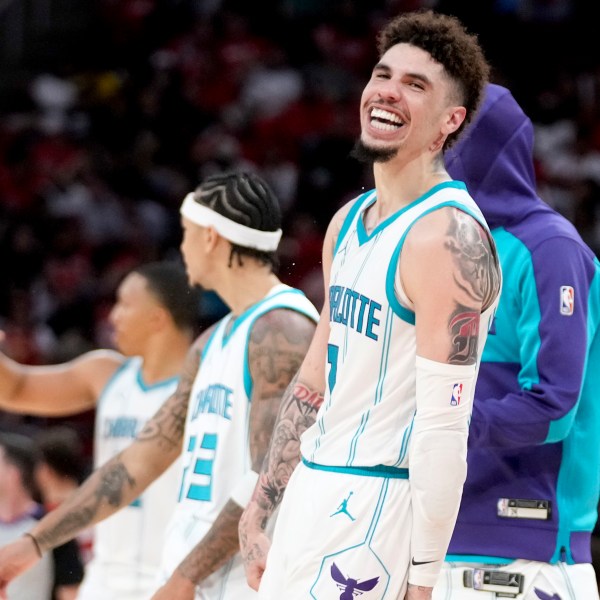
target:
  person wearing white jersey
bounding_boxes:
[239,10,502,600]
[0,171,318,600]
[0,261,199,599]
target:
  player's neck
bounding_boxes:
[219,267,281,317]
[141,330,192,384]
[369,155,449,224]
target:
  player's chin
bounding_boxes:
[351,138,398,164]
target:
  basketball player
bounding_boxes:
[0,261,199,599]
[238,10,501,600]
[431,84,600,598]
[0,171,318,600]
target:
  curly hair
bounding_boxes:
[193,171,281,270]
[377,10,490,149]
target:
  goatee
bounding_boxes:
[351,139,398,164]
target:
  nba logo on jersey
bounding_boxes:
[450,383,463,406]
[560,286,574,316]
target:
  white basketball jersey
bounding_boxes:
[159,285,318,598]
[301,181,497,469]
[77,357,181,600]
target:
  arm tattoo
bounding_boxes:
[258,376,324,514]
[138,344,200,451]
[36,457,136,551]
[248,310,316,472]
[445,209,500,310]
[448,304,480,364]
[177,500,243,585]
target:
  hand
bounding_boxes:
[0,536,42,599]
[405,583,433,600]
[239,528,271,592]
[150,570,196,600]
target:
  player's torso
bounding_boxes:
[301,182,495,469]
[88,357,181,592]
[162,286,319,576]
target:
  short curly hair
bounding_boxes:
[376,10,489,149]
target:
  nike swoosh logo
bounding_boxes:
[411,558,437,566]
[534,589,561,600]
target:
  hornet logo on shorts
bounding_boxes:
[331,563,379,598]
[450,383,463,406]
[560,285,574,316]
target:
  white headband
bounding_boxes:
[180,193,282,252]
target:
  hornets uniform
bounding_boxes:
[158,285,318,599]
[434,85,600,598]
[259,182,498,599]
[77,357,181,600]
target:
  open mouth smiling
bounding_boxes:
[370,107,405,131]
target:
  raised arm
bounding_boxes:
[401,207,500,599]
[238,203,351,591]
[0,346,124,416]
[151,308,316,600]
[0,333,206,598]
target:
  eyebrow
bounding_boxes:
[372,62,432,86]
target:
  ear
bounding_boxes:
[443,106,467,136]
[205,225,221,252]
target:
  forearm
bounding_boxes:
[248,376,323,527]
[175,500,243,587]
[31,452,153,552]
[408,358,475,587]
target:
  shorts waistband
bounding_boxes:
[301,457,409,478]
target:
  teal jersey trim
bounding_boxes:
[136,367,179,392]
[334,191,374,255]
[302,456,409,479]
[357,181,469,246]
[384,197,487,324]
[445,554,513,565]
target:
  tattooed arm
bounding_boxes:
[151,309,316,599]
[400,206,501,597]
[238,203,351,591]
[0,333,205,597]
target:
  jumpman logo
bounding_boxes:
[534,588,562,600]
[330,491,355,521]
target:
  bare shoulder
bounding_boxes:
[250,308,317,343]
[248,308,316,391]
[326,198,360,249]
[404,206,500,310]
[70,349,126,394]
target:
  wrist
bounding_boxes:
[23,532,43,558]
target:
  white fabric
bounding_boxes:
[230,470,259,508]
[408,357,477,588]
[180,193,282,251]
[433,559,599,599]
[259,462,412,599]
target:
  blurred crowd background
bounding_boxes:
[1,0,600,452]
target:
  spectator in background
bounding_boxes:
[34,426,94,565]
[0,431,83,600]
[0,261,200,599]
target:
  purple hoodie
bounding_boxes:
[444,84,600,563]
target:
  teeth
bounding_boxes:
[371,107,404,125]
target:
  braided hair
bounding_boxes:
[192,172,281,270]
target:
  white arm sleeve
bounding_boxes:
[408,356,476,588]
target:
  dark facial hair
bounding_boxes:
[350,138,398,164]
